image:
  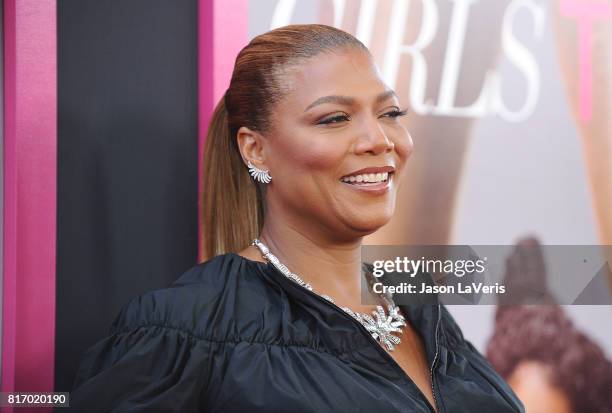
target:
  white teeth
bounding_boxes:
[340,171,390,184]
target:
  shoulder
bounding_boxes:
[112,253,280,341]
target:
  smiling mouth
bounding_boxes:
[339,171,392,186]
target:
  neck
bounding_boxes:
[257,214,365,302]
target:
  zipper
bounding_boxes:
[430,303,442,413]
[268,263,442,413]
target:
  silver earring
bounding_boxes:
[247,160,272,184]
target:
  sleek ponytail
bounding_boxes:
[199,96,264,261]
[199,24,368,261]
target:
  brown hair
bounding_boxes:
[486,306,612,413]
[199,24,368,261]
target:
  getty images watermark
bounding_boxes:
[361,245,612,305]
[370,255,504,295]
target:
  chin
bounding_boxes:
[346,211,394,236]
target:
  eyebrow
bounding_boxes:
[304,90,399,112]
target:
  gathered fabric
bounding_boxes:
[68,253,524,413]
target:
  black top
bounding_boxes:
[69,253,524,412]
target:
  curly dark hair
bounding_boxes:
[486,306,612,413]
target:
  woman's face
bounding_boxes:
[260,47,413,239]
[508,361,572,413]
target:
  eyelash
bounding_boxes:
[318,109,408,125]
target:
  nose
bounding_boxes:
[354,117,395,155]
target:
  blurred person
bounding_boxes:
[487,305,612,413]
[488,237,612,413]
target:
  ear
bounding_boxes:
[237,126,268,170]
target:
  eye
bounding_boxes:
[317,113,351,125]
[381,108,408,119]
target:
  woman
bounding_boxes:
[488,239,612,413]
[69,24,523,412]
[487,305,612,413]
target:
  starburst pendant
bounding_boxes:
[251,238,408,352]
[348,303,407,351]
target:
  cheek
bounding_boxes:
[392,130,414,163]
[279,136,346,173]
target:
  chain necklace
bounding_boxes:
[251,238,407,351]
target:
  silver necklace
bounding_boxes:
[251,238,407,351]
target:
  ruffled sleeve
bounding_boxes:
[68,296,212,412]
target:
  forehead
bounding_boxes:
[281,48,389,109]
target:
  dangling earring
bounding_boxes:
[247,160,272,184]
